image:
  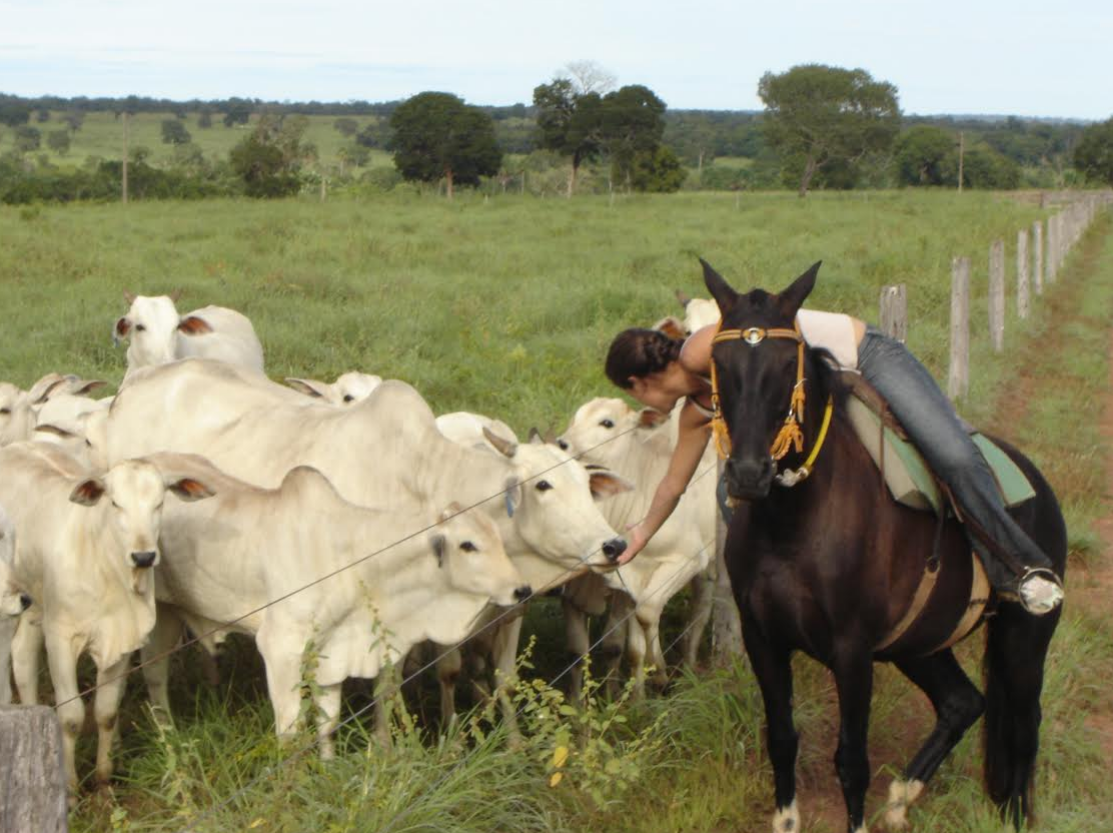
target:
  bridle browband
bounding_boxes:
[709,320,834,487]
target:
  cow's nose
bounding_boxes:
[19,593,32,611]
[513,585,533,603]
[131,551,157,568]
[556,439,569,451]
[602,538,628,562]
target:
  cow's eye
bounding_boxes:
[460,541,477,552]
[0,408,10,415]
[536,480,553,491]
[343,394,355,403]
[136,324,146,332]
[600,419,614,429]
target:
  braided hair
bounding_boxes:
[605,328,684,389]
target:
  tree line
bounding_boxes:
[1,65,1111,204]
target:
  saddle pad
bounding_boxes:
[845,396,1036,514]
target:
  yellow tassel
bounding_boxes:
[712,415,733,459]
[769,417,804,461]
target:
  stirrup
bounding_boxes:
[1017,567,1064,616]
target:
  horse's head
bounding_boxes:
[703,258,822,500]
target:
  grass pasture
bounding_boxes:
[1,190,1111,832]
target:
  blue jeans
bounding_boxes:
[856,328,1054,590]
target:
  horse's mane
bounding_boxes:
[805,344,853,412]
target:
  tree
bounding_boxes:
[1073,118,1113,187]
[598,84,667,187]
[333,117,359,137]
[223,100,253,128]
[894,125,955,186]
[0,100,31,128]
[532,78,604,196]
[161,119,192,145]
[197,109,214,129]
[563,60,617,95]
[36,109,50,123]
[229,114,310,198]
[47,129,71,156]
[14,126,41,153]
[758,64,901,196]
[61,110,85,134]
[389,92,502,198]
[630,145,686,192]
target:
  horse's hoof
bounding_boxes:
[884,778,923,830]
[771,799,799,832]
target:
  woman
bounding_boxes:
[604,309,1064,616]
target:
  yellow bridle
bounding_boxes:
[708,321,834,486]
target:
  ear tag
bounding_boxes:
[504,491,515,518]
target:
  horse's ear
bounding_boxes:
[777,261,821,318]
[700,258,737,315]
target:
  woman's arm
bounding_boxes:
[617,401,712,565]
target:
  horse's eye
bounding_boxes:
[536,480,553,491]
[460,541,477,552]
[600,419,614,429]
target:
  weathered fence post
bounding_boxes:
[1017,228,1030,320]
[0,706,68,832]
[989,240,1005,352]
[879,284,907,342]
[1032,220,1044,296]
[710,458,743,666]
[948,257,970,400]
[1048,215,1060,283]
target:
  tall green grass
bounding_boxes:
[1,192,1109,832]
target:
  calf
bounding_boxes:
[0,374,104,446]
[138,453,527,758]
[0,443,213,793]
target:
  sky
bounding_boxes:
[2,0,1111,119]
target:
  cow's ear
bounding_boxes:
[589,470,634,500]
[484,427,518,459]
[700,258,738,316]
[638,408,669,429]
[652,316,687,341]
[429,534,447,567]
[503,476,522,517]
[72,379,107,396]
[776,261,821,319]
[114,317,132,345]
[178,316,214,336]
[69,478,106,506]
[168,478,215,502]
[27,373,66,405]
[285,378,329,399]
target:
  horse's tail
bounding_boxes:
[981,438,1066,828]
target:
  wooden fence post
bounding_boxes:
[989,239,1005,352]
[1017,228,1030,320]
[879,284,907,342]
[948,257,970,400]
[0,706,68,832]
[1032,220,1044,296]
[1047,216,1058,284]
[710,458,743,666]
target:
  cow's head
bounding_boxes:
[115,293,212,369]
[69,458,216,591]
[557,397,669,458]
[285,372,383,406]
[429,504,529,607]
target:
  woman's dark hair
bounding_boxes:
[605,328,683,389]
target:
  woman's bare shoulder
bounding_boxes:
[679,324,716,376]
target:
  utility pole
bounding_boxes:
[957,131,964,194]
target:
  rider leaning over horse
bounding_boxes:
[604,262,1063,616]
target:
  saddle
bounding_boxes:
[837,371,1029,654]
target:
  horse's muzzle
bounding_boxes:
[725,456,774,500]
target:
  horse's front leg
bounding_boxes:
[832,646,874,833]
[743,616,799,832]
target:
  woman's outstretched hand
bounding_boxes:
[617,522,649,565]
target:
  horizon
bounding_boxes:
[4,0,1111,122]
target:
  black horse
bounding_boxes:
[703,261,1066,832]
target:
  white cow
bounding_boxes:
[114,293,265,378]
[675,290,721,334]
[557,397,718,699]
[285,372,384,405]
[136,452,526,757]
[0,442,214,792]
[0,374,105,446]
[1,503,32,705]
[104,360,628,575]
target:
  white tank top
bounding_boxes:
[796,310,859,370]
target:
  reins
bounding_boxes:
[709,320,834,487]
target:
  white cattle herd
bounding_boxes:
[0,291,717,796]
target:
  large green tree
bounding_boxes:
[229,114,311,198]
[598,84,667,188]
[758,64,901,196]
[532,78,604,196]
[1073,117,1113,187]
[389,92,501,198]
[894,125,956,186]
